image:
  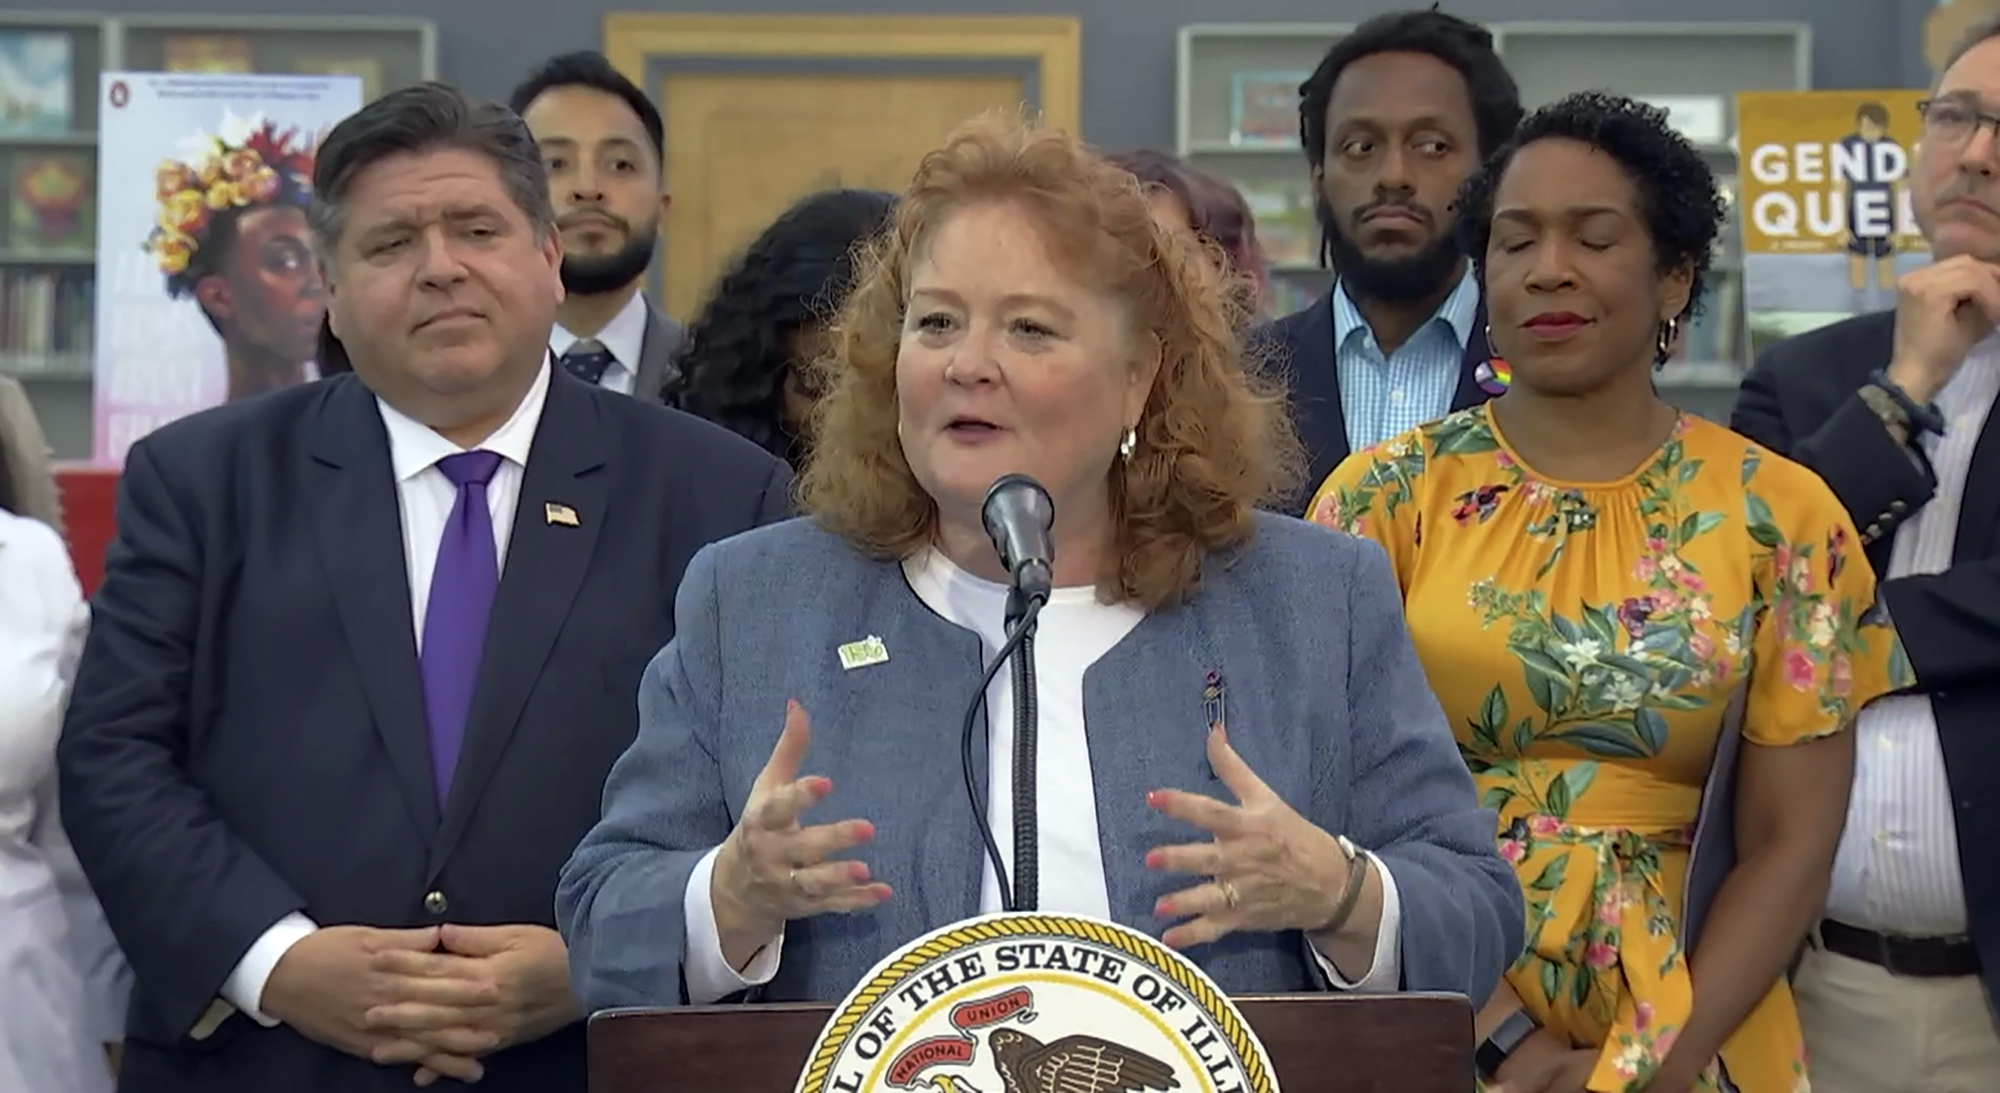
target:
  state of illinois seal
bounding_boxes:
[795,913,1279,1093]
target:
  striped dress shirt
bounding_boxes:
[1331,269,1479,453]
[1826,338,2000,937]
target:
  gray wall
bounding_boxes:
[0,0,1945,457]
[6,0,1932,150]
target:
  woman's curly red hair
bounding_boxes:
[798,115,1302,608]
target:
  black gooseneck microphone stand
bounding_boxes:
[958,592,1044,914]
[1003,586,1039,912]
[962,473,1053,913]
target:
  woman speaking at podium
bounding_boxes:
[557,117,1522,1012]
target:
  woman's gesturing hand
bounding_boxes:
[1145,727,1364,950]
[709,700,892,966]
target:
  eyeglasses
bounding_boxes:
[1917,98,2000,149]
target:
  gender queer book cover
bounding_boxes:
[91,72,361,466]
[1736,89,1929,362]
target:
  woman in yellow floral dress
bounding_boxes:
[1311,93,1909,1093]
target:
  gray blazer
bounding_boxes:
[633,301,684,403]
[558,514,1522,1011]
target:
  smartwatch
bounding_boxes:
[1476,1009,1540,1080]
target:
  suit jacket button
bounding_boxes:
[424,890,449,916]
[1866,523,1882,538]
[1891,500,1908,514]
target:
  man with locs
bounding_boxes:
[57,82,789,1092]
[1257,8,1524,512]
[1732,15,2000,1090]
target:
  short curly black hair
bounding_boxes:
[667,188,897,460]
[1455,91,1725,339]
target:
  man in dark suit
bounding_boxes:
[510,52,684,401]
[1256,10,1522,511]
[1729,17,2000,1088]
[56,83,790,1093]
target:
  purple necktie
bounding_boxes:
[420,449,504,804]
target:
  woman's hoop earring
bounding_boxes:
[1485,324,1500,361]
[1655,317,1681,366]
[1119,427,1137,461]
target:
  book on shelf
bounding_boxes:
[1238,181,1317,268]
[162,34,254,74]
[0,267,92,372]
[0,30,73,137]
[1229,71,1307,147]
[9,151,92,255]
[1670,280,1742,372]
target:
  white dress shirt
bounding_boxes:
[1826,341,2000,937]
[218,361,553,1025]
[0,511,130,1092]
[550,289,649,396]
[680,548,1404,1002]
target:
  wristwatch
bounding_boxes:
[1321,835,1368,935]
[1476,1009,1540,1080]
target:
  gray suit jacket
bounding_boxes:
[633,301,684,403]
[558,514,1522,1011]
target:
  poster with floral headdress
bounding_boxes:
[91,72,361,465]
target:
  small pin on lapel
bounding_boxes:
[545,502,580,527]
[837,635,890,670]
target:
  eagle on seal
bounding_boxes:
[981,1027,1181,1093]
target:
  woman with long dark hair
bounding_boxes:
[666,188,897,462]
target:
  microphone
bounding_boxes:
[981,474,1055,620]
[962,473,1055,912]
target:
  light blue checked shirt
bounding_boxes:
[1332,269,1479,452]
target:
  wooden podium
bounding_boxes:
[588,994,1472,1091]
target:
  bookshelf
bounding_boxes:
[1176,21,1813,421]
[0,13,101,389]
[0,12,434,458]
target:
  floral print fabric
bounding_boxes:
[1311,406,1909,1093]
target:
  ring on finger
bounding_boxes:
[1216,878,1240,909]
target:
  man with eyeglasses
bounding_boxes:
[1732,15,2000,1092]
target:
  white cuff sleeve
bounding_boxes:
[1310,852,1402,992]
[683,847,783,1004]
[221,912,319,1026]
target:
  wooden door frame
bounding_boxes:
[603,13,1082,316]
[602,14,1081,134]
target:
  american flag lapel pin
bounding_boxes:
[544,502,580,527]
